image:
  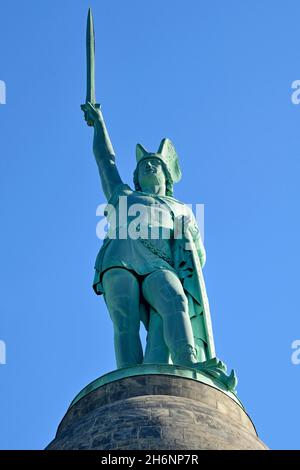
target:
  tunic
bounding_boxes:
[93,183,178,294]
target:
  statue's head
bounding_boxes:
[133,138,182,196]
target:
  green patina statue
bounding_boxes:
[81,9,237,392]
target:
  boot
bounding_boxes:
[172,344,198,367]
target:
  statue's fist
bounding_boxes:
[81,101,101,127]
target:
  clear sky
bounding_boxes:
[0,0,300,450]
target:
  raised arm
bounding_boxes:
[83,102,123,201]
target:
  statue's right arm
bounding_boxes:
[93,110,123,200]
[84,102,123,201]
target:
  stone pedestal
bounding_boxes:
[47,366,267,450]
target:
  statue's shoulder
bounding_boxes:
[104,183,133,217]
[161,195,185,206]
[107,183,133,204]
[161,195,193,216]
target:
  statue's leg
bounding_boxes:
[143,308,170,364]
[102,267,143,368]
[142,269,197,367]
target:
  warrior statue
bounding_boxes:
[81,9,236,391]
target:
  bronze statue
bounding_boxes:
[81,9,237,391]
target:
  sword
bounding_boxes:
[81,8,100,126]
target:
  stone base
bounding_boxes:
[47,367,267,450]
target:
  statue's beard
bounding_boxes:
[140,173,165,191]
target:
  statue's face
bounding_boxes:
[138,157,166,192]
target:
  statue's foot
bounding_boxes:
[199,357,227,372]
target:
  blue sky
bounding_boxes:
[0,0,300,450]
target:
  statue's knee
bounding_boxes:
[113,312,140,335]
[157,276,187,308]
[105,294,140,334]
[168,292,188,313]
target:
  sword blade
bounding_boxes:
[86,8,96,104]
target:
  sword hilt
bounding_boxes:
[81,102,101,127]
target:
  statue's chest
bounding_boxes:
[117,192,173,230]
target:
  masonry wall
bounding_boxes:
[47,375,268,450]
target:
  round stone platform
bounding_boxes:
[46,366,268,450]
